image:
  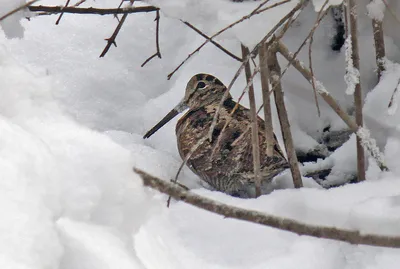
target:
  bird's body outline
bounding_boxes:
[144,73,289,197]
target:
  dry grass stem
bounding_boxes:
[348,0,366,182]
[370,3,386,80]
[259,42,275,157]
[267,46,303,188]
[242,45,262,197]
[308,0,329,117]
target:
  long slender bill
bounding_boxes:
[143,101,188,139]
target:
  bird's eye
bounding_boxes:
[196,82,206,89]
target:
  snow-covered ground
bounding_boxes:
[1,0,400,268]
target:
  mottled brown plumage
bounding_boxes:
[143,73,289,197]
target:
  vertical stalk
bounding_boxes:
[348,0,366,181]
[267,45,303,188]
[259,42,275,157]
[241,45,262,197]
[371,7,386,80]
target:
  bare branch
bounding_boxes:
[28,5,159,15]
[0,0,39,21]
[134,168,400,248]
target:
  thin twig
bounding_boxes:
[308,0,329,117]
[280,6,330,79]
[388,79,400,109]
[73,0,87,7]
[134,168,400,248]
[55,0,71,25]
[181,20,242,62]
[100,1,136,58]
[208,0,308,143]
[0,0,39,21]
[211,65,260,158]
[28,5,159,15]
[242,45,262,197]
[167,0,293,80]
[141,10,162,67]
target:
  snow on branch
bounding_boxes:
[134,168,400,248]
[344,35,360,95]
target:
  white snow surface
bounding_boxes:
[1,0,400,268]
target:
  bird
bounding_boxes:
[143,73,289,197]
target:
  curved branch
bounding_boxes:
[134,168,400,248]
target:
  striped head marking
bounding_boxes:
[184,74,229,109]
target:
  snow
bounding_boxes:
[1,0,400,268]
[367,0,386,21]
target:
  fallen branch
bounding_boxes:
[134,168,400,248]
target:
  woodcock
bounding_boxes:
[143,73,289,197]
